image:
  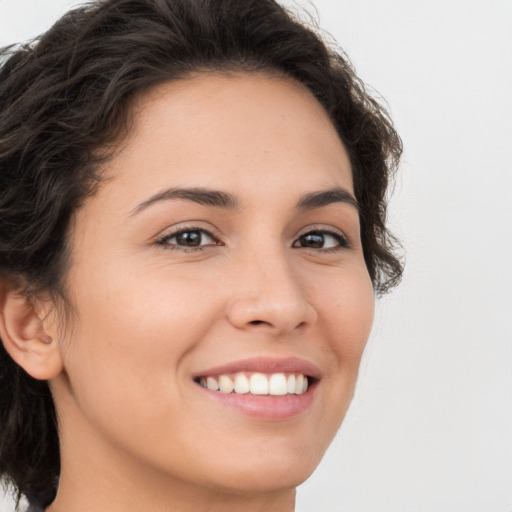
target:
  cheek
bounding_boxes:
[315,263,375,358]
[60,265,221,415]
[55,268,228,474]
[311,263,374,415]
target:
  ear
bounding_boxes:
[0,279,63,380]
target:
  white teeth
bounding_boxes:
[294,374,304,394]
[199,372,310,396]
[250,373,269,395]
[219,375,234,393]
[287,374,296,394]
[206,376,219,391]
[269,373,287,396]
[234,374,250,394]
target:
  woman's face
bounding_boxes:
[52,73,374,498]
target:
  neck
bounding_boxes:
[47,476,296,512]
[47,406,296,512]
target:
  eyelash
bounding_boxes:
[293,229,350,252]
[155,226,220,252]
[155,226,350,253]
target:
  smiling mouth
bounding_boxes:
[194,372,312,396]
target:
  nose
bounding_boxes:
[225,248,317,336]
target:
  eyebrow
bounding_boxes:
[296,187,359,212]
[131,187,240,215]
[131,185,358,216]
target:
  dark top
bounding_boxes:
[26,503,45,512]
[25,488,56,512]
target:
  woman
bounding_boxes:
[0,0,402,511]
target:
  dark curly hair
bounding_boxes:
[0,0,403,507]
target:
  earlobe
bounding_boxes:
[0,279,63,380]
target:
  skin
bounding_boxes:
[1,73,374,512]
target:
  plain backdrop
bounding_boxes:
[1,1,511,511]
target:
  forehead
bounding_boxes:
[100,72,353,210]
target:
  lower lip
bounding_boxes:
[196,381,318,421]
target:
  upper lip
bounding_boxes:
[193,356,322,379]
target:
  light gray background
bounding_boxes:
[1,1,511,511]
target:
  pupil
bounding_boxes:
[177,231,201,246]
[301,233,324,248]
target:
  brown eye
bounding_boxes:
[158,228,218,249]
[297,232,325,248]
[175,230,203,246]
[293,230,348,250]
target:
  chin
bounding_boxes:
[193,439,327,496]
[205,463,317,497]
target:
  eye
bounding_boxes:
[292,230,349,251]
[157,228,219,250]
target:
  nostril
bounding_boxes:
[249,320,265,326]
